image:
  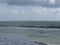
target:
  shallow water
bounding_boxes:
[0,35,42,45]
[0,27,60,45]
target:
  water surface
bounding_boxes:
[0,27,60,45]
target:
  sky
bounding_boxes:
[0,0,60,21]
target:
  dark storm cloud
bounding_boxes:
[0,0,60,8]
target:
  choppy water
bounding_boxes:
[0,35,42,45]
[0,21,60,27]
[0,27,60,45]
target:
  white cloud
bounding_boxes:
[30,6,60,21]
[49,0,56,4]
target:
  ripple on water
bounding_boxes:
[0,35,48,45]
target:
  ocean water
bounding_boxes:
[0,21,60,27]
[0,27,60,45]
[0,21,60,45]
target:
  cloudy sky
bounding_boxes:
[0,0,60,21]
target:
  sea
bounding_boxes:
[0,21,60,45]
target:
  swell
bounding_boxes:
[0,25,60,29]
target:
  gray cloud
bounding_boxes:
[0,4,60,21]
[0,0,60,8]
